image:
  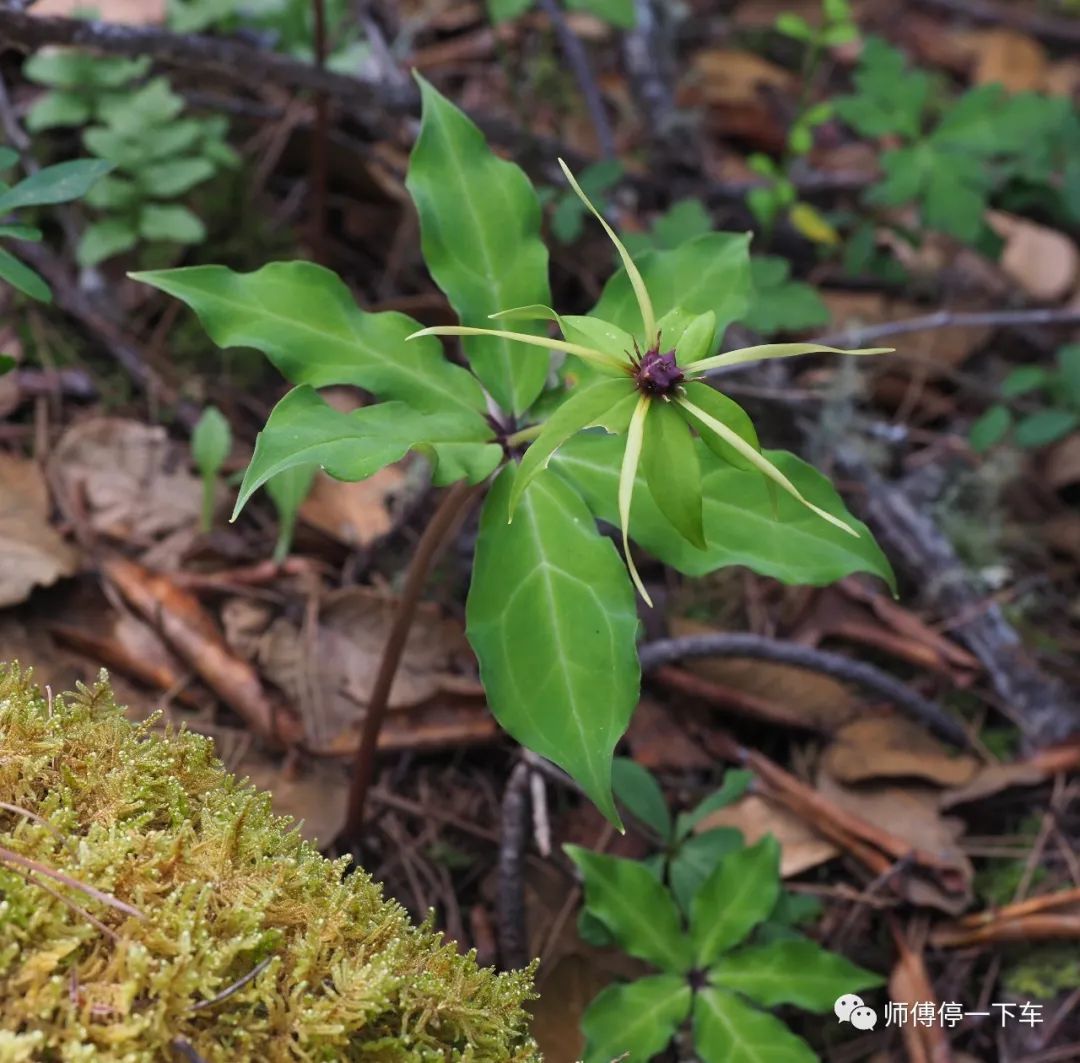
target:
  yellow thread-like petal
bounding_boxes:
[557,158,656,343]
[677,395,859,538]
[685,342,893,374]
[618,395,653,606]
[407,325,625,372]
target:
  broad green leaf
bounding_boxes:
[642,399,705,549]
[78,219,138,267]
[1058,344,1080,405]
[140,157,216,197]
[0,224,41,241]
[675,770,754,839]
[0,159,112,213]
[407,76,551,414]
[678,381,760,472]
[24,52,148,90]
[98,77,184,131]
[510,377,635,514]
[234,385,494,515]
[710,937,884,1012]
[581,975,691,1063]
[969,404,1012,452]
[591,233,752,345]
[566,846,692,971]
[611,757,672,840]
[743,256,829,336]
[551,434,895,590]
[669,829,745,915]
[0,354,16,375]
[0,148,16,171]
[191,405,231,476]
[693,987,816,1063]
[84,176,140,211]
[139,203,205,243]
[691,836,781,965]
[265,464,317,563]
[566,0,635,28]
[130,262,489,423]
[1014,409,1079,448]
[26,91,91,131]
[468,468,640,822]
[0,249,51,302]
[1001,366,1048,398]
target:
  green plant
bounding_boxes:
[265,463,317,562]
[25,52,237,266]
[132,76,894,825]
[746,0,856,244]
[566,831,883,1061]
[970,345,1080,452]
[0,667,537,1059]
[835,37,1080,244]
[0,148,110,300]
[191,405,232,532]
[487,0,635,29]
[540,158,623,245]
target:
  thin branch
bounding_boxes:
[535,0,615,158]
[309,0,329,262]
[337,480,484,849]
[812,306,1080,350]
[638,632,970,748]
[497,761,531,972]
[188,956,273,1012]
[910,0,1080,46]
[621,0,679,150]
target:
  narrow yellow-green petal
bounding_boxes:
[408,325,626,372]
[685,342,893,374]
[619,395,653,606]
[676,395,859,538]
[558,158,656,342]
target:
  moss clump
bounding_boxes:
[0,667,538,1061]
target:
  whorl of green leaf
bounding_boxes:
[0,666,538,1061]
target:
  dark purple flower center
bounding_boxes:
[633,346,684,397]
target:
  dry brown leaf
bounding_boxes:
[224,587,475,752]
[940,760,1049,808]
[1045,59,1080,98]
[988,211,1079,302]
[623,696,713,771]
[1042,513,1080,562]
[698,794,840,877]
[0,454,78,607]
[671,618,857,731]
[32,0,164,21]
[817,773,973,913]
[969,29,1048,92]
[823,717,980,788]
[49,418,203,545]
[1044,431,1080,490]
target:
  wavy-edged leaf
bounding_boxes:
[581,975,691,1063]
[642,399,705,549]
[710,936,884,1012]
[407,76,551,414]
[550,434,896,590]
[468,467,640,822]
[234,385,495,516]
[591,232,752,345]
[669,828,745,915]
[693,987,817,1063]
[691,836,781,965]
[130,262,489,424]
[612,757,672,840]
[510,377,635,515]
[566,846,692,971]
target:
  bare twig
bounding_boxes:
[497,761,531,972]
[812,306,1080,351]
[338,480,485,848]
[536,0,615,158]
[188,957,273,1012]
[638,632,970,747]
[621,0,679,151]
[910,0,1080,46]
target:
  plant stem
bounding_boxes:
[338,479,485,849]
[505,423,543,448]
[200,476,215,533]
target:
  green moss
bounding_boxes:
[0,667,538,1061]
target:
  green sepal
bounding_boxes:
[679,381,760,472]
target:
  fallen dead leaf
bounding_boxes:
[623,695,713,770]
[223,587,476,752]
[697,794,840,877]
[823,717,980,788]
[940,759,1050,808]
[969,29,1048,92]
[988,211,1079,302]
[0,453,78,607]
[49,418,203,546]
[1044,59,1080,99]
[817,773,973,914]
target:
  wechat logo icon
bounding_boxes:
[835,994,878,1031]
